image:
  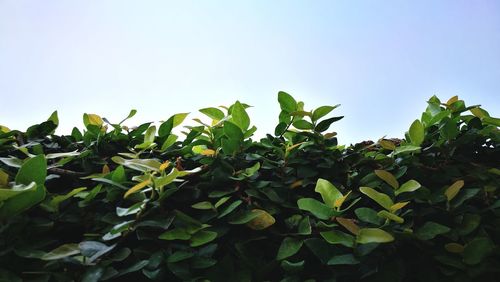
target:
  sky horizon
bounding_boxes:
[1,1,499,144]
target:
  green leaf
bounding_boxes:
[314,116,343,132]
[143,125,156,144]
[160,134,178,151]
[116,202,145,217]
[314,178,343,208]
[41,243,80,260]
[228,210,262,224]
[297,216,312,235]
[415,222,450,240]
[15,155,47,185]
[297,198,336,220]
[120,109,137,124]
[167,251,194,263]
[440,117,459,139]
[355,207,384,225]
[48,187,87,211]
[409,119,424,146]
[277,237,303,260]
[191,201,214,210]
[224,121,244,140]
[320,230,354,248]
[158,228,191,240]
[394,145,421,155]
[292,120,314,130]
[359,186,393,211]
[200,107,225,121]
[463,237,494,265]
[483,116,500,127]
[312,105,339,122]
[374,170,399,189]
[190,230,217,247]
[0,182,37,201]
[81,266,105,282]
[173,113,189,127]
[48,110,59,126]
[278,91,297,113]
[0,169,8,187]
[221,138,240,155]
[111,156,161,172]
[395,180,421,196]
[327,254,360,265]
[356,228,394,244]
[231,101,250,130]
[217,200,242,218]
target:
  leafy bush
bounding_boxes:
[0,92,499,282]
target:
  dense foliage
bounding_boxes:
[0,92,499,282]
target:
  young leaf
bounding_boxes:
[314,178,343,208]
[292,120,314,130]
[359,187,393,211]
[124,179,152,199]
[444,180,464,201]
[374,170,399,189]
[278,91,297,113]
[231,101,250,130]
[409,119,424,146]
[15,155,47,185]
[312,105,339,122]
[356,228,394,244]
[377,210,404,223]
[199,107,225,121]
[297,198,335,220]
[395,180,421,196]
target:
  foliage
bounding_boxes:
[0,93,499,282]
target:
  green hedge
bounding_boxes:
[0,92,499,282]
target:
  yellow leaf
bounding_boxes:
[444,243,464,253]
[246,209,275,230]
[470,107,486,119]
[290,180,303,189]
[334,191,352,210]
[378,139,395,150]
[336,217,360,235]
[390,201,409,212]
[324,132,337,139]
[0,169,8,187]
[444,180,464,201]
[286,142,305,152]
[159,161,171,172]
[201,149,215,156]
[87,114,103,126]
[374,170,399,189]
[101,164,110,175]
[0,125,10,133]
[446,95,458,106]
[124,179,152,199]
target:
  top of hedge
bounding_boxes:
[0,92,499,282]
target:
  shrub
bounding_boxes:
[0,92,498,281]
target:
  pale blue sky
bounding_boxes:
[1,1,499,144]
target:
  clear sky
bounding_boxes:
[1,0,499,144]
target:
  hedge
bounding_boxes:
[0,92,499,282]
